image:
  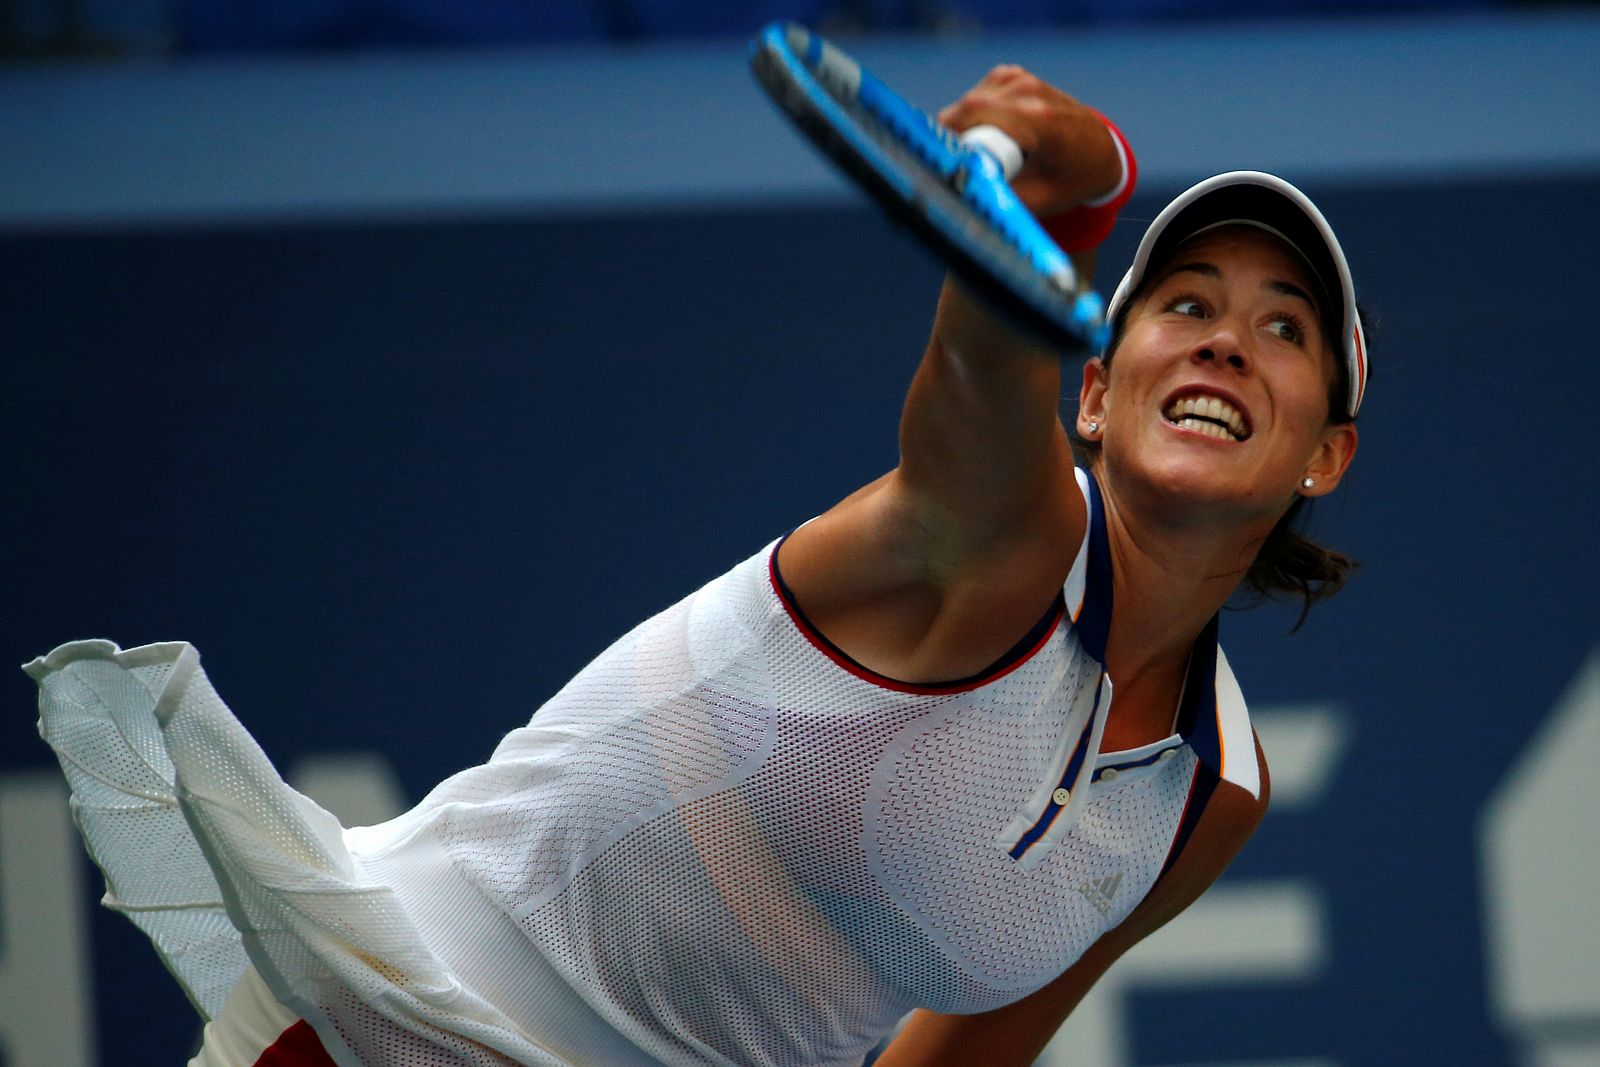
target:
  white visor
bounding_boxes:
[1103,171,1368,417]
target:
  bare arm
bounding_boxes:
[874,737,1272,1067]
[777,69,1125,682]
[897,65,1123,547]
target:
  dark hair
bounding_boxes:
[1073,298,1373,631]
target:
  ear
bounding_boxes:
[1299,422,1359,497]
[1077,358,1109,439]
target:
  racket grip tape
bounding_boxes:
[958,125,1024,180]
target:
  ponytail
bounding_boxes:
[1239,496,1356,632]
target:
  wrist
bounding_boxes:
[1041,111,1137,253]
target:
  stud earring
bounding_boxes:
[1087,421,1100,434]
[1301,477,1315,489]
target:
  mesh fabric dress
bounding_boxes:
[26,470,1259,1066]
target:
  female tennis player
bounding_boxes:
[28,64,1363,1067]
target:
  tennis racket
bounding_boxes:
[749,21,1108,355]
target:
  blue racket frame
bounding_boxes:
[750,22,1108,355]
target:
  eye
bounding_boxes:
[1266,312,1308,346]
[1165,293,1208,318]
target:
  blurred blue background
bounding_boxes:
[2,4,1599,1067]
[0,0,1523,55]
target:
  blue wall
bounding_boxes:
[3,13,1598,1067]
[1,0,1502,55]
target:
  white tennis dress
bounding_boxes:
[27,469,1260,1067]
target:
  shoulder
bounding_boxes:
[1136,731,1270,933]
[772,460,1088,684]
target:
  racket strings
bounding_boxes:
[841,89,1039,279]
[800,43,1050,283]
[759,23,1103,352]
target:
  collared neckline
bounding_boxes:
[1076,469,1259,798]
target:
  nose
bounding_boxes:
[1190,321,1251,374]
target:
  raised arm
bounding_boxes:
[775,69,1129,684]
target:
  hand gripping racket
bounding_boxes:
[749,21,1109,355]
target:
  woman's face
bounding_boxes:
[1079,226,1358,526]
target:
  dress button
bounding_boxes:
[1158,748,1177,762]
[1099,767,1120,783]
[1052,787,1072,806]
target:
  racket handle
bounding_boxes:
[1072,290,1110,351]
[959,125,1023,180]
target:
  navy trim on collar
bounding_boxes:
[1176,615,1223,779]
[1076,469,1229,785]
[1076,470,1114,665]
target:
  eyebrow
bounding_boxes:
[1162,261,1322,316]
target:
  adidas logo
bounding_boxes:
[1077,871,1124,916]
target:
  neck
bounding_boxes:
[1094,467,1271,682]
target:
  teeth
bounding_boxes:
[1165,393,1249,441]
[1174,416,1234,439]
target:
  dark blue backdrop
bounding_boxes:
[3,173,1596,1064]
[171,0,1496,49]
